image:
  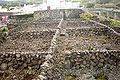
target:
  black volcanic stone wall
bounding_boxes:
[66,27,120,45]
[66,28,108,37]
[8,31,55,39]
[34,9,84,20]
[64,51,120,70]
[0,52,48,70]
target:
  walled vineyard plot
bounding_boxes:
[53,19,120,80]
[55,27,120,65]
[24,22,59,31]
[0,17,120,80]
[61,19,95,29]
[19,22,59,32]
[0,20,57,79]
[56,24,120,53]
[0,31,55,52]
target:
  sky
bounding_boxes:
[0,0,14,1]
[6,0,14,1]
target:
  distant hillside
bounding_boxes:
[72,0,120,4]
[96,0,120,4]
[110,0,120,4]
[14,0,42,3]
[0,0,43,9]
[0,1,7,3]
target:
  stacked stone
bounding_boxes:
[49,18,63,53]
[58,50,120,80]
[0,52,48,70]
[64,50,120,70]
[8,30,55,38]
[24,22,59,31]
[89,20,120,45]
[113,27,120,33]
[89,20,120,37]
[38,54,54,80]
[34,9,84,20]
[0,32,7,44]
[66,27,107,37]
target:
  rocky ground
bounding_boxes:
[56,35,118,52]
[22,22,59,32]
[0,31,54,52]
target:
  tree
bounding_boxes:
[96,0,113,4]
[15,0,42,4]
[87,3,95,8]
[116,3,120,7]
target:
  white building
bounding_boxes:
[0,6,7,12]
[9,4,41,13]
[41,0,80,10]
[8,0,81,13]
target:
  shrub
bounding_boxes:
[1,26,9,32]
[80,12,93,20]
[100,19,111,25]
[95,4,117,8]
[17,14,33,19]
[109,16,114,19]
[95,73,108,80]
[65,74,76,80]
[102,4,116,8]
[116,3,120,7]
[108,18,120,26]
[87,3,95,8]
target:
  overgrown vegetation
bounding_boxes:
[100,17,120,27]
[86,3,95,8]
[0,1,20,9]
[0,0,42,9]
[108,18,120,27]
[80,12,93,20]
[17,14,33,19]
[96,0,120,4]
[95,4,117,8]
[1,27,9,32]
[116,3,120,7]
[95,73,108,80]
[65,74,76,80]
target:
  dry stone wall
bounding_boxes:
[0,52,49,70]
[64,50,120,70]
[34,9,84,20]
[113,27,120,33]
[66,27,120,44]
[25,22,59,31]
[0,13,120,79]
[53,21,120,79]
[89,20,120,45]
[53,50,120,80]
[8,31,55,39]
[66,27,107,37]
[0,32,7,44]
